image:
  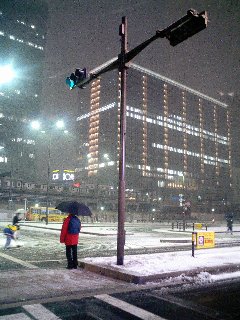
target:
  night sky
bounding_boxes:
[41,0,239,117]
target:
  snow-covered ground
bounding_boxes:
[82,246,240,276]
[1,221,240,285]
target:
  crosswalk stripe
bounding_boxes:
[0,252,38,269]
[0,313,31,319]
[96,294,167,320]
[23,304,61,320]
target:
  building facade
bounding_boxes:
[0,0,48,182]
[75,63,232,211]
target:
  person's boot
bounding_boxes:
[66,260,74,269]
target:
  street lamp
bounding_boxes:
[0,64,15,84]
[30,120,41,130]
[66,9,208,265]
[30,119,66,224]
[56,120,65,129]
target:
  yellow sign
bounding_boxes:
[194,223,202,229]
[195,231,215,249]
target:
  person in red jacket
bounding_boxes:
[60,214,81,269]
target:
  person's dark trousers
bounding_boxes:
[66,245,78,268]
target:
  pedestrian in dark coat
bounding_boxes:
[226,214,233,234]
[225,208,234,234]
[60,214,81,269]
[13,212,21,226]
[12,212,21,239]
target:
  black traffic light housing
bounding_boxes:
[66,68,87,89]
[157,9,208,46]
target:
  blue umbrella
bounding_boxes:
[56,201,92,216]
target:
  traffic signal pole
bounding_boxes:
[66,10,207,266]
[117,17,127,265]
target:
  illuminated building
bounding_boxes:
[76,63,232,207]
[0,0,48,181]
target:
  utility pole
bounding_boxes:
[117,16,128,265]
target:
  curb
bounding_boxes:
[79,261,240,284]
[160,238,191,243]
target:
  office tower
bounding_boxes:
[76,63,232,209]
[0,0,48,181]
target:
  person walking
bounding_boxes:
[226,215,233,234]
[60,214,81,269]
[225,207,234,235]
[13,212,21,226]
[3,225,17,249]
[12,212,21,239]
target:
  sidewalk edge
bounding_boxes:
[79,261,240,284]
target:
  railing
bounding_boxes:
[172,221,208,231]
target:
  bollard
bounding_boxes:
[193,222,195,231]
[206,224,208,231]
[172,222,174,230]
[192,232,196,257]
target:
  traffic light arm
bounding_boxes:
[69,8,207,89]
[68,33,155,89]
[122,9,207,62]
[73,33,161,89]
[72,57,119,89]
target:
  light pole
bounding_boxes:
[31,119,66,224]
[66,9,208,265]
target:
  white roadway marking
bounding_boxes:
[0,314,31,320]
[23,304,61,320]
[96,294,167,320]
[0,252,38,269]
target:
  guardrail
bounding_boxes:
[172,221,209,231]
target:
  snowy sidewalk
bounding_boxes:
[1,247,240,309]
[1,221,240,307]
[79,246,240,284]
[1,221,240,316]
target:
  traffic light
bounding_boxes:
[66,68,87,90]
[75,68,87,80]
[167,10,207,46]
[66,73,76,89]
[157,9,208,46]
